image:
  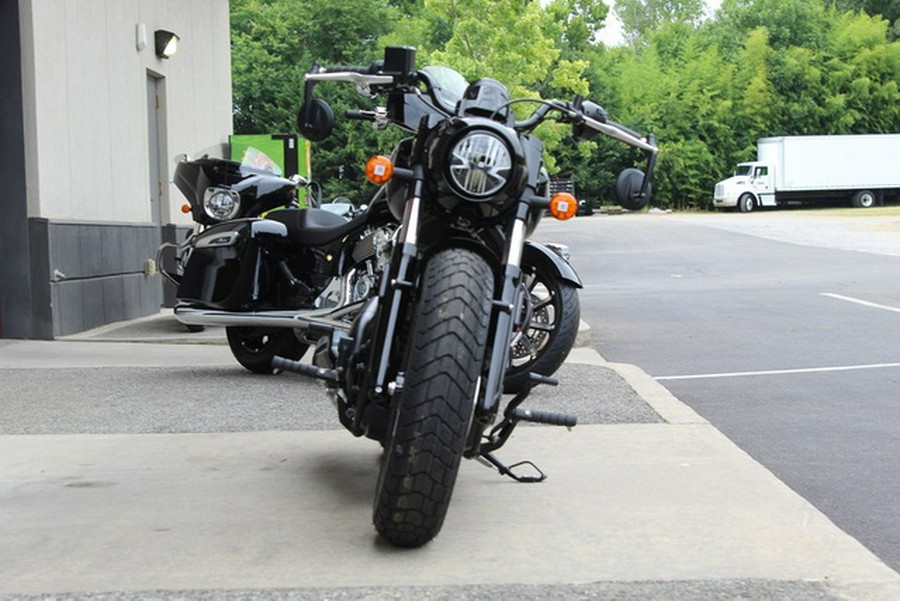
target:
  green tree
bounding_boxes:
[229,0,900,211]
[422,0,562,93]
[545,0,611,52]
[653,138,718,209]
[733,28,779,149]
[615,0,706,45]
[618,0,899,208]
[231,0,310,134]
[828,11,900,131]
[607,23,737,208]
[232,0,401,199]
[714,0,831,54]
[380,0,599,175]
[832,0,900,38]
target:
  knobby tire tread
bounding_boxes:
[373,248,493,547]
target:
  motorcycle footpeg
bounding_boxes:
[272,355,338,383]
[528,372,558,387]
[510,407,576,428]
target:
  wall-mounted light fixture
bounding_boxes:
[154,30,180,59]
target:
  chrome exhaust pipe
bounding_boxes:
[174,303,362,333]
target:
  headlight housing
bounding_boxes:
[203,187,241,221]
[447,132,512,199]
[421,118,528,224]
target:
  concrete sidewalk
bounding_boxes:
[2,312,900,599]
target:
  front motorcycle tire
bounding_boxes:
[373,248,493,547]
[504,256,581,394]
[226,326,309,374]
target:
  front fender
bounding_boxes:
[523,241,582,288]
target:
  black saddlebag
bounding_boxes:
[176,219,288,310]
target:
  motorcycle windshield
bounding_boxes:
[421,66,468,113]
[180,143,284,177]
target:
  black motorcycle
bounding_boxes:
[265,46,657,546]
[158,143,336,370]
[161,124,584,393]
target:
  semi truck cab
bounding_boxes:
[714,162,775,212]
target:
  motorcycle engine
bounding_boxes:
[348,225,396,303]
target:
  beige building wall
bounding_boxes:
[6,0,233,338]
[20,0,232,224]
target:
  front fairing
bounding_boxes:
[173,144,298,226]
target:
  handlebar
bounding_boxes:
[305,65,658,156]
[585,115,658,154]
[318,64,381,75]
[510,99,657,156]
[306,71,395,86]
[345,108,390,131]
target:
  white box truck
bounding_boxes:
[713,134,900,212]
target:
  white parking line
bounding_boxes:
[656,293,900,382]
[821,293,900,314]
[656,362,900,381]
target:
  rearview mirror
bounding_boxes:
[615,168,650,211]
[297,98,334,142]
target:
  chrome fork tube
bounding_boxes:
[482,215,527,415]
[399,194,422,246]
[505,219,526,267]
[372,168,425,394]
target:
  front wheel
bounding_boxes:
[226,327,309,374]
[373,248,493,547]
[738,193,755,213]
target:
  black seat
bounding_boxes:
[265,208,365,246]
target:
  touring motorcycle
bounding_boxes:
[263,46,657,546]
[158,142,376,371]
[160,112,584,393]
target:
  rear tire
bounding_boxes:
[373,248,493,547]
[226,327,309,374]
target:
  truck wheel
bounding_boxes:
[852,190,876,209]
[738,193,755,213]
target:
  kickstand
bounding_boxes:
[477,452,546,483]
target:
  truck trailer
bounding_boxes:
[713,134,900,212]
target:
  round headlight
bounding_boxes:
[203,187,241,221]
[447,132,512,199]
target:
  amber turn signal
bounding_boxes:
[366,155,394,185]
[181,204,192,214]
[548,192,578,220]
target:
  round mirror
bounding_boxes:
[615,168,650,211]
[297,98,334,142]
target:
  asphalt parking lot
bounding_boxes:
[3,208,900,599]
